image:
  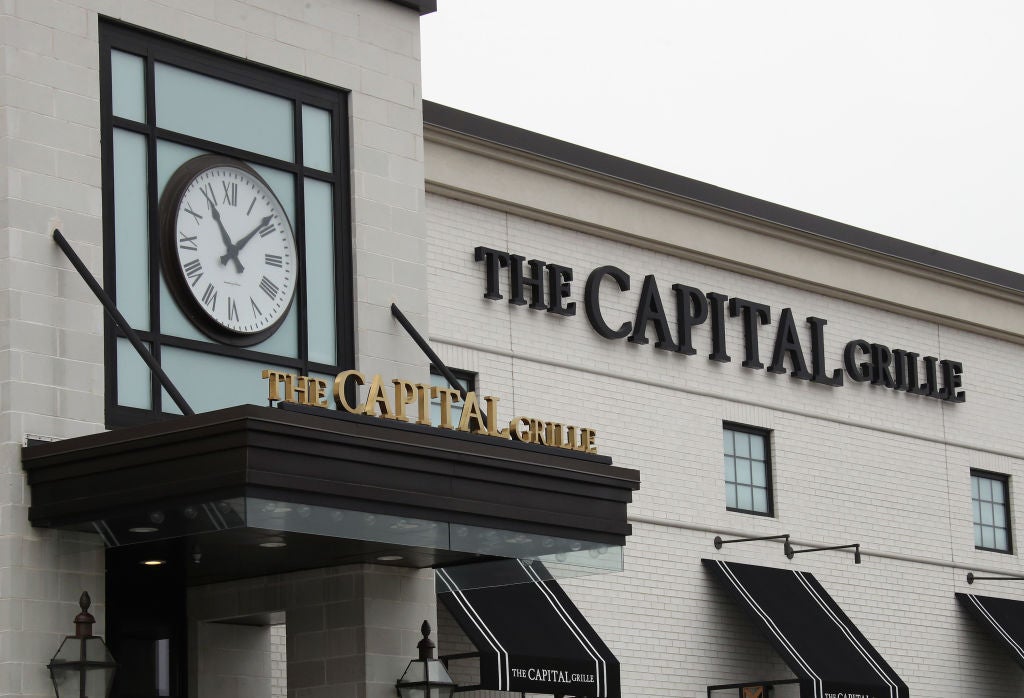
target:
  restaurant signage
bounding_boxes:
[261,369,598,452]
[474,247,966,403]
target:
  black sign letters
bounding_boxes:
[473,246,965,403]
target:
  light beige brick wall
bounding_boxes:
[189,564,436,698]
[271,623,287,698]
[0,1,429,697]
[426,193,1024,696]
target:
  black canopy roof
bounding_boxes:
[704,559,909,698]
[957,593,1024,670]
[438,559,620,697]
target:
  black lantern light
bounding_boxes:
[48,592,117,698]
[396,620,457,698]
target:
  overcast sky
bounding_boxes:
[420,1,1024,277]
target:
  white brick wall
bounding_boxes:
[426,193,1024,696]
[0,2,429,697]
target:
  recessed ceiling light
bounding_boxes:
[128,526,159,534]
[259,538,287,548]
[141,559,166,566]
[376,554,403,562]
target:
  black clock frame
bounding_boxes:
[99,19,355,428]
[158,154,297,347]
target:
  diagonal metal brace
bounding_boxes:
[53,228,194,416]
[390,303,486,424]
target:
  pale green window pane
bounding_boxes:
[751,463,766,487]
[155,139,209,341]
[737,485,753,511]
[251,165,295,223]
[117,337,152,409]
[736,459,751,485]
[750,435,765,460]
[982,478,993,500]
[161,346,288,414]
[974,525,983,547]
[734,433,750,458]
[302,104,333,172]
[304,178,335,364]
[994,503,1005,525]
[752,488,768,513]
[111,50,146,122]
[971,476,980,498]
[981,503,993,525]
[724,455,735,481]
[972,499,981,523]
[723,430,734,455]
[155,62,294,162]
[993,481,1006,503]
[725,483,737,509]
[113,129,149,330]
[995,528,1009,551]
[982,526,995,549]
[430,372,466,427]
[157,139,206,198]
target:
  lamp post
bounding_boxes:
[47,592,117,698]
[396,620,457,698]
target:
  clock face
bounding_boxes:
[160,155,297,346]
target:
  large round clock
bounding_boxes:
[159,155,297,346]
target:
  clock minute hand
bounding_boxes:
[207,197,245,274]
[220,215,274,269]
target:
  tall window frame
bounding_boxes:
[971,469,1012,554]
[723,423,774,517]
[99,19,354,428]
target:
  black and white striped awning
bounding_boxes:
[704,559,909,698]
[437,559,620,697]
[957,592,1024,669]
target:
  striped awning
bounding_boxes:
[437,559,619,697]
[957,592,1024,669]
[704,559,909,698]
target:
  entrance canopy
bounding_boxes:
[704,559,909,698]
[957,593,1024,669]
[21,404,639,583]
[438,559,619,697]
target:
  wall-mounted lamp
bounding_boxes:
[713,534,790,549]
[47,592,117,698]
[785,541,861,564]
[967,572,1024,584]
[396,620,457,698]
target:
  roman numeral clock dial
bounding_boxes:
[159,155,297,346]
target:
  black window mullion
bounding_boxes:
[99,29,118,425]
[293,99,309,368]
[333,93,355,372]
[145,50,163,416]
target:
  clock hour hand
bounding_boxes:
[208,198,245,273]
[220,215,274,269]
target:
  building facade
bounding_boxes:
[3,2,1024,698]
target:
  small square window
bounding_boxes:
[971,470,1012,553]
[429,367,476,428]
[724,424,773,516]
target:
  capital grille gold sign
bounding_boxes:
[261,369,598,453]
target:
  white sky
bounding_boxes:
[420,1,1024,277]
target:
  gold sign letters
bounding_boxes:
[261,369,597,454]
